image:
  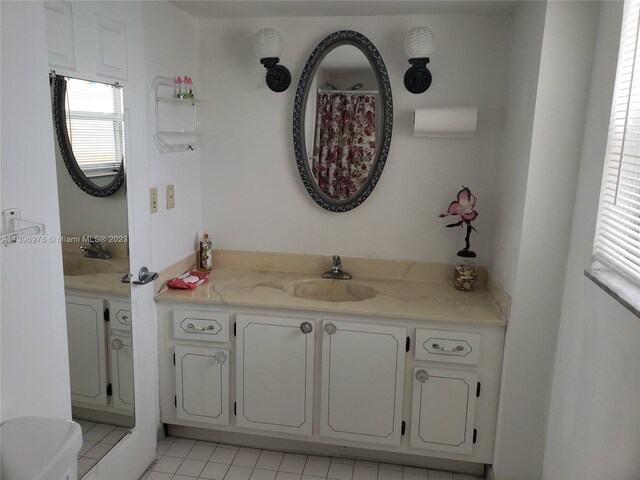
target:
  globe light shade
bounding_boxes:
[404,27,435,59]
[255,28,284,59]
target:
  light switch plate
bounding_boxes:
[166,184,175,209]
[150,188,158,213]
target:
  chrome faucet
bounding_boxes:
[322,255,352,280]
[80,239,111,259]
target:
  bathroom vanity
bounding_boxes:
[155,251,508,470]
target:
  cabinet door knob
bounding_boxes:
[213,351,227,364]
[324,322,337,335]
[111,338,124,351]
[415,369,429,383]
[300,322,313,334]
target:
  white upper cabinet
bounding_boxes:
[236,314,315,435]
[320,320,406,445]
[410,367,478,455]
[44,1,76,70]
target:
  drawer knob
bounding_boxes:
[415,369,429,383]
[300,322,313,334]
[213,351,227,364]
[111,338,123,351]
[432,343,465,353]
[324,323,337,335]
[187,323,215,332]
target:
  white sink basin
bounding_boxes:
[285,279,377,302]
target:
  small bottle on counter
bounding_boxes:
[197,233,213,271]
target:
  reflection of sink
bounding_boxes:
[285,279,377,302]
[63,257,127,276]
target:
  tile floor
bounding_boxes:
[75,419,129,478]
[139,437,483,480]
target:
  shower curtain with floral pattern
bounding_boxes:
[311,92,376,200]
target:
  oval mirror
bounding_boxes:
[293,31,392,212]
[52,75,126,197]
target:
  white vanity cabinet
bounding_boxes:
[66,294,108,405]
[410,367,478,454]
[320,320,406,445]
[236,314,315,435]
[110,333,135,411]
[175,344,230,425]
[156,300,505,470]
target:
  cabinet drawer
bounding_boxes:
[415,328,481,365]
[110,299,132,333]
[173,309,230,343]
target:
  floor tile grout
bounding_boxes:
[137,437,483,480]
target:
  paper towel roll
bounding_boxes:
[413,107,478,138]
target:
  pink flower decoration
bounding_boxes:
[439,186,478,228]
[439,186,479,258]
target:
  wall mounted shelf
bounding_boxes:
[152,76,199,153]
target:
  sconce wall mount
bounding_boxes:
[260,57,291,93]
[404,57,432,94]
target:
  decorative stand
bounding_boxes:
[453,224,478,291]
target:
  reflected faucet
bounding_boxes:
[80,238,112,259]
[322,255,352,280]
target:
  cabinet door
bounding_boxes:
[66,294,108,405]
[410,367,478,454]
[320,320,406,445]
[175,345,229,425]
[236,314,314,435]
[110,333,134,412]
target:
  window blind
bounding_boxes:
[64,78,125,178]
[593,0,640,288]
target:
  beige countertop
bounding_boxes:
[155,250,509,327]
[62,249,131,296]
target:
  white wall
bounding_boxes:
[0,0,71,421]
[492,2,600,478]
[543,2,640,478]
[143,1,202,271]
[197,13,509,265]
[490,1,546,292]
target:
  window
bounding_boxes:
[591,0,640,313]
[64,78,125,178]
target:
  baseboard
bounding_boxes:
[485,465,496,480]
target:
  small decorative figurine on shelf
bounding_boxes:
[439,186,479,291]
[176,76,195,100]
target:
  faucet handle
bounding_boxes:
[332,255,342,268]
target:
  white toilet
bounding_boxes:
[0,416,82,480]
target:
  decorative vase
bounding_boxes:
[454,262,478,291]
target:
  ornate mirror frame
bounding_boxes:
[293,30,393,212]
[52,75,126,197]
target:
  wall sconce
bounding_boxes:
[403,27,435,94]
[254,28,291,93]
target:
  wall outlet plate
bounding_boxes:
[167,184,175,210]
[150,188,158,213]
